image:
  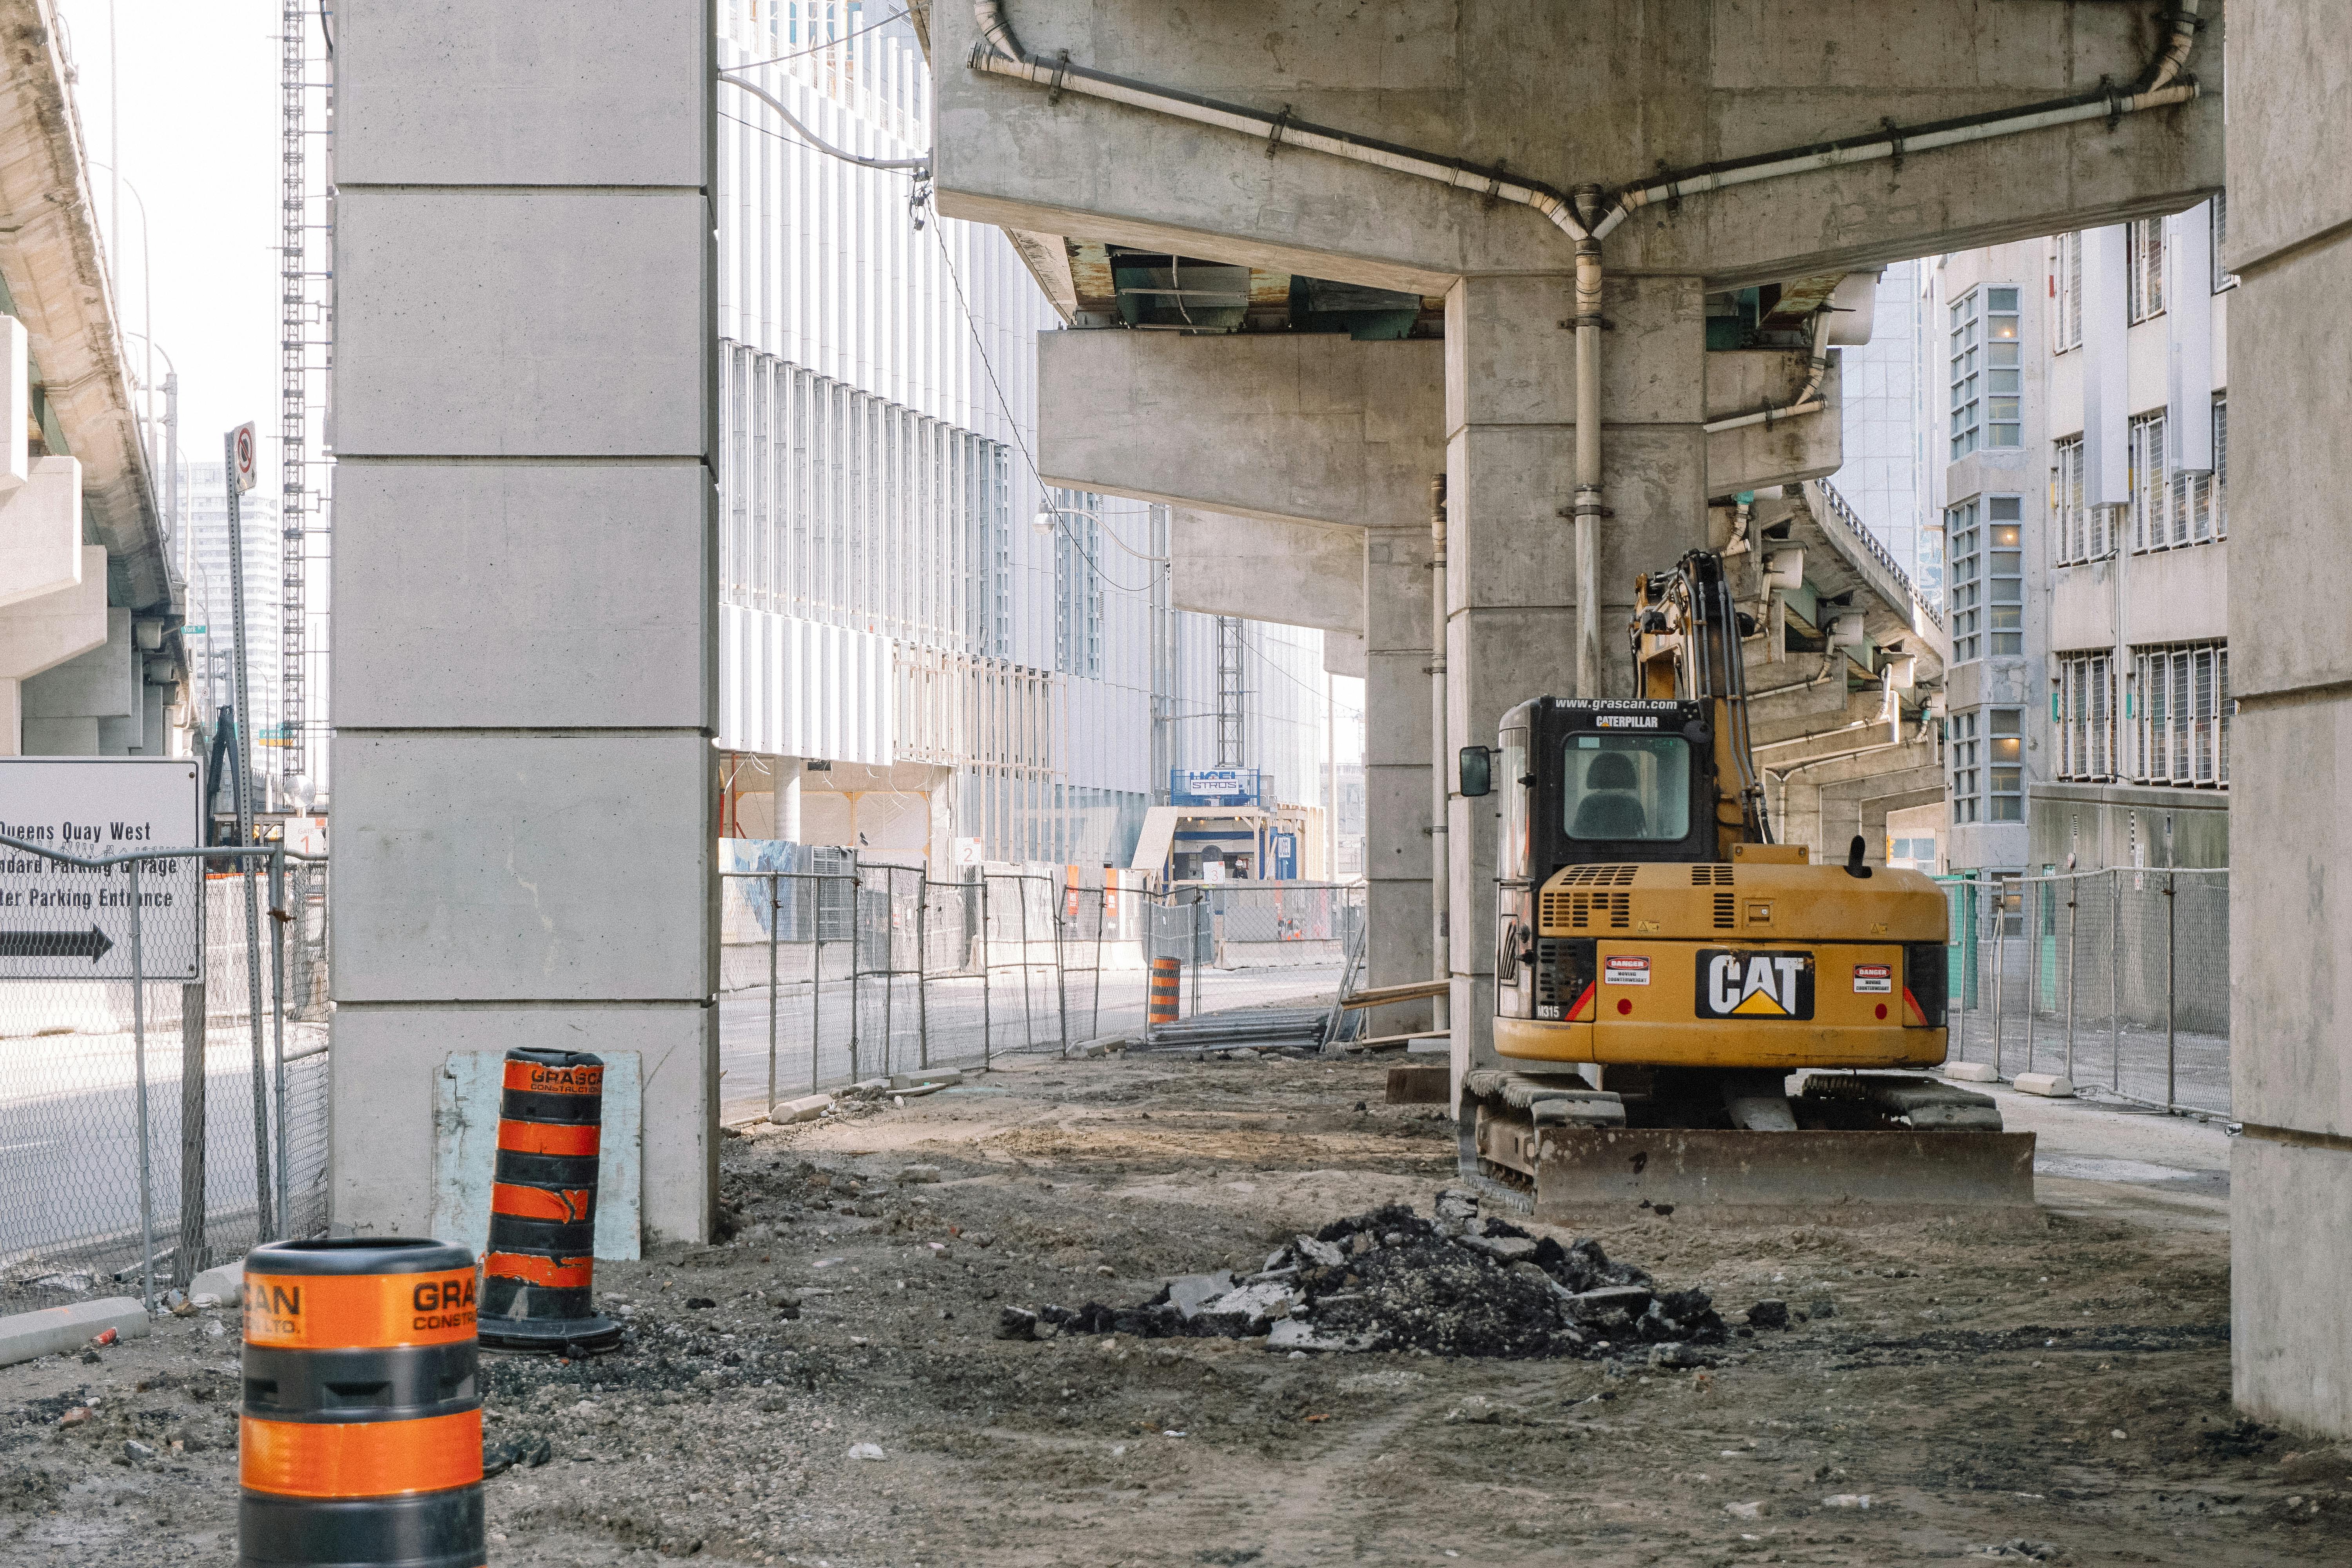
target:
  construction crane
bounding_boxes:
[1453,549,2032,1215]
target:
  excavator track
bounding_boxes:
[1457,1069,2036,1223]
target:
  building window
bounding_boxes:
[1951,710,1980,824]
[2133,642,2230,788]
[2207,396,2228,539]
[1988,708,2024,821]
[2127,217,2165,323]
[1051,488,1105,679]
[1987,497,2023,655]
[2057,653,2114,781]
[2211,192,2236,291]
[1948,285,2021,460]
[2051,435,2107,564]
[1948,499,1980,662]
[2129,410,2174,552]
[2051,233,2083,352]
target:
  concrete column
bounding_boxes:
[1443,273,1708,1073]
[2227,0,2352,1439]
[1362,521,1434,1029]
[329,3,717,1245]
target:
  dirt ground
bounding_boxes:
[5,1049,2347,1566]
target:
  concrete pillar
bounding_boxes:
[1363,520,1434,1028]
[1443,273,1708,1072]
[2227,0,2352,1439]
[776,762,803,844]
[328,3,716,1245]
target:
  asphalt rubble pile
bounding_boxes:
[996,1187,1735,1364]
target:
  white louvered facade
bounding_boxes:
[712,4,1338,866]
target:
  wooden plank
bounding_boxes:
[1338,979,1450,1010]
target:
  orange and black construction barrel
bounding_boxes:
[475,1047,622,1353]
[239,1238,485,1568]
[1148,955,1182,1027]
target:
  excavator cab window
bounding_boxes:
[1563,734,1692,844]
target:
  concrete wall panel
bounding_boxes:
[334,463,711,729]
[331,1004,712,1249]
[2234,1136,2352,1436]
[337,190,708,458]
[336,0,707,189]
[333,733,715,1003]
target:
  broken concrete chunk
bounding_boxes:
[1454,1234,1537,1264]
[1292,1234,1346,1270]
[1434,1187,1480,1223]
[847,1443,887,1462]
[1747,1299,1790,1331]
[994,1307,1039,1341]
[1200,1280,1298,1327]
[1164,1272,1236,1320]
[1557,1285,1654,1322]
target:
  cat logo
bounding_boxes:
[1695,949,1815,1020]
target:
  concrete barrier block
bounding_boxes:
[0,1298,150,1369]
[770,1094,832,1123]
[187,1258,246,1307]
[2013,1073,2076,1098]
[889,1070,963,1091]
[1943,1062,2000,1083]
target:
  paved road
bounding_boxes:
[0,1021,327,1277]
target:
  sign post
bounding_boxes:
[223,422,274,1239]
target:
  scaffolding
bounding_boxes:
[1215,615,1246,767]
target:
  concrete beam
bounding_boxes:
[934,2,2221,295]
[1038,332,1442,531]
[0,7,171,613]
[1169,509,1363,634]
[21,606,131,724]
[0,545,107,685]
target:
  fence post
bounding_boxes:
[175,973,208,1288]
[1016,873,1037,1052]
[916,876,932,1072]
[129,858,156,1312]
[2021,878,2037,1078]
[766,874,781,1116]
[848,871,863,1082]
[2165,868,2178,1111]
[1191,891,1205,1017]
[2064,877,2079,1085]
[980,873,994,1072]
[239,847,274,1241]
[1991,880,2008,1081]
[269,851,290,1236]
[2110,869,2123,1093]
[809,880,823,1097]
[1053,875,1069,1056]
[1949,879,1969,1063]
[1091,885,1105,1040]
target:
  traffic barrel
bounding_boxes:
[475,1047,622,1353]
[1148,955,1182,1026]
[238,1238,485,1568]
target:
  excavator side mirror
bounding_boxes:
[1843,834,1873,879]
[1458,746,1494,798]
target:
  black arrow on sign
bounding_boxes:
[0,926,115,963]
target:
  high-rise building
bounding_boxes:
[711,2,1345,869]
[180,460,282,744]
[1829,260,1927,583]
[1923,202,2231,884]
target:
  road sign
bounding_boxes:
[0,758,202,980]
[229,422,259,492]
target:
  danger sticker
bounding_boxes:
[1852,964,1894,995]
[1603,956,1651,986]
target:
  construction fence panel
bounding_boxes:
[0,842,329,1312]
[1939,867,2229,1116]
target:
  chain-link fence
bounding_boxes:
[1940,867,2228,1115]
[0,837,330,1311]
[717,856,1365,1123]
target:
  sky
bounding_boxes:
[54,0,288,483]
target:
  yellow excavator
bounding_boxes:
[1454,550,2033,1216]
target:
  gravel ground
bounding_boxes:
[2,1051,2345,1566]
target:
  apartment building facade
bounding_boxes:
[1926,200,2230,881]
